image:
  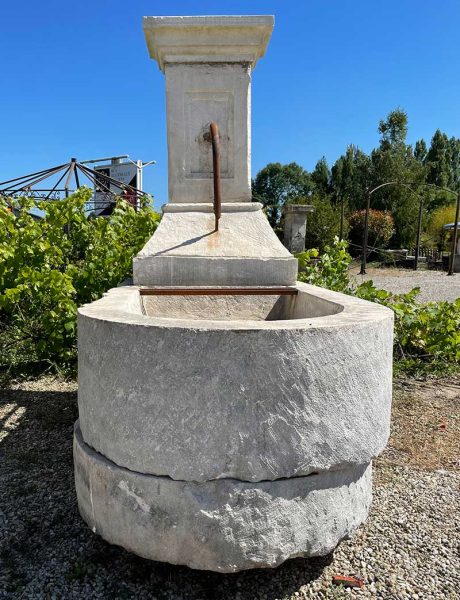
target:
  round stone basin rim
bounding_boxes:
[78,281,393,330]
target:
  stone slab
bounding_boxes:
[74,422,372,573]
[283,204,314,253]
[143,16,274,71]
[77,282,393,482]
[133,204,297,286]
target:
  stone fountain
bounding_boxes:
[74,15,393,573]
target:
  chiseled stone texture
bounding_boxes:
[164,62,252,204]
[74,423,372,573]
[133,203,297,287]
[283,204,314,253]
[77,282,393,483]
[143,16,274,204]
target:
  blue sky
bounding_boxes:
[2,1,460,208]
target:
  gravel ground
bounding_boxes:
[1,377,459,599]
[350,267,460,302]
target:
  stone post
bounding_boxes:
[283,204,314,253]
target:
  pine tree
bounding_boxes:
[414,139,427,163]
[311,157,331,195]
[371,109,426,246]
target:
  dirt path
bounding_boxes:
[350,266,460,302]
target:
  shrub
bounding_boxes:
[355,282,460,369]
[302,195,342,251]
[296,238,460,374]
[297,237,351,292]
[348,209,395,252]
[0,188,159,370]
[427,203,458,251]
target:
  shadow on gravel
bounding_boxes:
[0,384,332,599]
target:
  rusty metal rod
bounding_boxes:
[140,287,298,296]
[210,122,222,231]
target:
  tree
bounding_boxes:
[311,157,331,195]
[427,203,459,251]
[414,139,427,163]
[252,162,313,227]
[371,109,426,246]
[422,130,459,211]
[331,145,372,212]
[426,129,451,188]
[448,137,460,192]
[378,108,408,149]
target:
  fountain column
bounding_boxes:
[134,16,297,287]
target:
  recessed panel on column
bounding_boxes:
[185,91,234,179]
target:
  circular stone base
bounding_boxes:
[74,423,372,573]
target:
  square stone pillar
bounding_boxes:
[143,16,273,203]
[135,16,298,286]
[283,204,314,253]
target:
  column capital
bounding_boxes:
[143,15,274,72]
[284,204,315,215]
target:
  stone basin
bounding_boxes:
[77,283,393,484]
[140,288,343,321]
[75,281,392,571]
[74,425,372,572]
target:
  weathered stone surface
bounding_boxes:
[283,204,314,253]
[143,16,274,204]
[133,203,297,286]
[143,16,274,72]
[74,423,372,573]
[77,282,393,483]
[74,14,394,574]
[138,15,295,287]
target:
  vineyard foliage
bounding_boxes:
[0,189,159,369]
[298,238,460,372]
[0,193,458,377]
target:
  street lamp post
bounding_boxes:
[359,181,403,276]
[359,182,458,277]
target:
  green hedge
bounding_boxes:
[0,189,159,372]
[298,239,460,374]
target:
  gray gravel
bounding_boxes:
[351,267,460,303]
[1,378,459,599]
